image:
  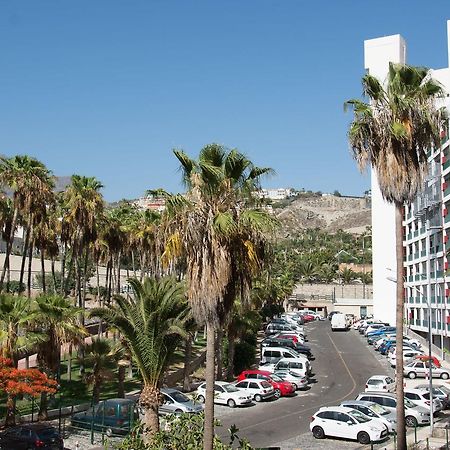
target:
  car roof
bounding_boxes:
[318,406,356,413]
[161,388,183,395]
[404,388,428,394]
[241,369,271,375]
[237,378,264,383]
[102,398,134,404]
[359,391,396,398]
[341,400,378,408]
[14,423,57,430]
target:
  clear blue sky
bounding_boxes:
[0,1,448,201]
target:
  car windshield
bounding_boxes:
[370,404,390,415]
[350,410,370,423]
[224,384,239,393]
[270,374,283,382]
[170,391,190,403]
[36,428,59,439]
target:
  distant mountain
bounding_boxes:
[274,194,371,235]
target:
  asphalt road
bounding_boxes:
[215,321,391,449]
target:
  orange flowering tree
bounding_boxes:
[0,358,58,426]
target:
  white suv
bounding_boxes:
[310,406,388,444]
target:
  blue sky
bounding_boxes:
[0,1,449,201]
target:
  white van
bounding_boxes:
[274,358,310,378]
[260,346,307,365]
[331,313,349,331]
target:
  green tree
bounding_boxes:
[164,144,276,450]
[345,63,446,449]
[90,276,189,443]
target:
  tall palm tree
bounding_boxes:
[345,63,446,449]
[0,156,55,293]
[164,144,276,450]
[32,294,88,419]
[90,276,189,443]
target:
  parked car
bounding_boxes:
[71,398,137,436]
[367,326,396,338]
[261,337,312,358]
[404,388,443,414]
[234,379,275,402]
[272,357,310,377]
[310,406,388,444]
[340,400,397,433]
[273,332,305,344]
[365,323,389,335]
[0,424,64,449]
[355,392,431,427]
[388,349,423,367]
[273,369,308,390]
[265,323,295,336]
[260,346,309,365]
[159,388,204,415]
[196,381,252,408]
[236,370,295,398]
[404,360,450,379]
[416,384,450,409]
[365,375,395,393]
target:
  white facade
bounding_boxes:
[364,34,406,325]
[256,188,295,201]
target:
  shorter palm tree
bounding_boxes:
[83,338,115,404]
[90,276,189,442]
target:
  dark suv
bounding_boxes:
[0,424,64,449]
[261,337,312,359]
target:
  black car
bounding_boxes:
[0,424,63,449]
[261,337,312,358]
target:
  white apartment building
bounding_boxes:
[368,21,450,352]
[256,188,295,201]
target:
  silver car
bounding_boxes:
[340,400,396,433]
[159,388,204,415]
[404,361,450,380]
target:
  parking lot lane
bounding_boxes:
[216,321,390,449]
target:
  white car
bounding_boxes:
[234,379,275,402]
[365,324,387,335]
[388,349,423,367]
[404,388,443,413]
[273,357,310,377]
[310,406,388,444]
[404,361,450,380]
[273,369,308,390]
[365,375,395,393]
[196,381,252,408]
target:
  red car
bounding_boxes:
[236,370,295,398]
[302,314,315,322]
[275,334,300,343]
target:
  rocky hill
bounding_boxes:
[274,195,371,235]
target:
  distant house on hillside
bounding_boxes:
[255,188,295,201]
[134,195,166,212]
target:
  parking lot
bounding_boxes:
[215,320,392,449]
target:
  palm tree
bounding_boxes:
[90,276,189,442]
[0,156,55,293]
[32,294,88,419]
[345,63,446,449]
[83,338,115,404]
[164,144,276,450]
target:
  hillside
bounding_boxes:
[275,195,371,235]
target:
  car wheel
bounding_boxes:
[197,395,205,404]
[274,389,281,399]
[357,431,371,445]
[408,371,417,379]
[254,394,263,402]
[406,415,418,427]
[227,398,236,408]
[441,372,450,380]
[291,383,298,390]
[312,426,325,439]
[106,428,113,437]
[175,408,183,414]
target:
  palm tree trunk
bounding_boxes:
[139,384,160,443]
[108,259,113,303]
[118,364,126,398]
[60,241,66,296]
[215,327,223,380]
[131,250,136,278]
[0,206,19,292]
[182,335,193,392]
[51,258,57,293]
[19,223,30,290]
[27,232,34,298]
[203,322,215,450]
[395,204,406,450]
[40,251,46,293]
[96,260,101,303]
[38,392,49,421]
[116,252,121,294]
[5,395,16,426]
